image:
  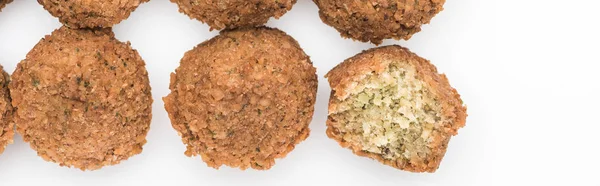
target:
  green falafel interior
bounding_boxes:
[329,62,445,164]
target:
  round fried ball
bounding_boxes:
[164,27,317,170]
[0,0,12,12]
[313,0,446,44]
[38,0,149,28]
[0,65,14,154]
[9,26,153,170]
[325,45,466,172]
[171,0,297,30]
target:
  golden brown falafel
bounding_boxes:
[171,0,297,30]
[9,26,153,170]
[325,45,466,172]
[313,0,446,44]
[164,27,317,170]
[38,0,149,28]
[0,65,14,154]
[0,0,12,12]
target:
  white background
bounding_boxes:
[0,0,598,185]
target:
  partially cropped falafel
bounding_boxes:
[0,0,12,12]
[164,27,317,170]
[326,45,466,172]
[10,26,153,170]
[38,0,149,28]
[171,0,297,30]
[0,65,14,154]
[313,0,446,44]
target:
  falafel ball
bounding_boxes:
[313,0,446,44]
[38,0,149,28]
[0,0,12,12]
[9,26,153,170]
[326,45,466,172]
[0,65,14,154]
[164,27,317,170]
[171,0,297,30]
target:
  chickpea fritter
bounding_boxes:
[0,66,14,154]
[313,0,446,44]
[171,0,297,30]
[326,45,466,172]
[38,0,149,28]
[164,27,317,170]
[10,26,153,170]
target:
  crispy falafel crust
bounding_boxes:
[325,45,466,172]
[0,66,14,154]
[171,0,297,30]
[9,26,153,170]
[313,0,445,44]
[0,0,12,12]
[164,27,317,170]
[38,0,149,28]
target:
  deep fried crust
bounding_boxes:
[38,0,149,28]
[171,0,297,30]
[164,27,317,170]
[0,0,12,12]
[0,66,14,154]
[325,45,466,172]
[9,26,153,170]
[313,0,446,45]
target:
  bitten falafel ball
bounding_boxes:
[164,27,317,170]
[10,26,153,170]
[326,45,466,172]
[313,0,446,44]
[171,0,297,30]
[38,0,149,28]
[0,65,14,154]
[0,0,12,12]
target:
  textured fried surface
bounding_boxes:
[164,27,317,170]
[325,45,466,172]
[0,0,12,12]
[313,0,445,44]
[171,0,297,30]
[0,66,14,154]
[38,0,149,28]
[10,26,153,170]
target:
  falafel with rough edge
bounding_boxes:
[171,0,297,30]
[326,45,466,172]
[10,26,153,170]
[38,0,149,28]
[0,65,14,155]
[164,26,317,170]
[313,0,446,44]
[0,0,12,12]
